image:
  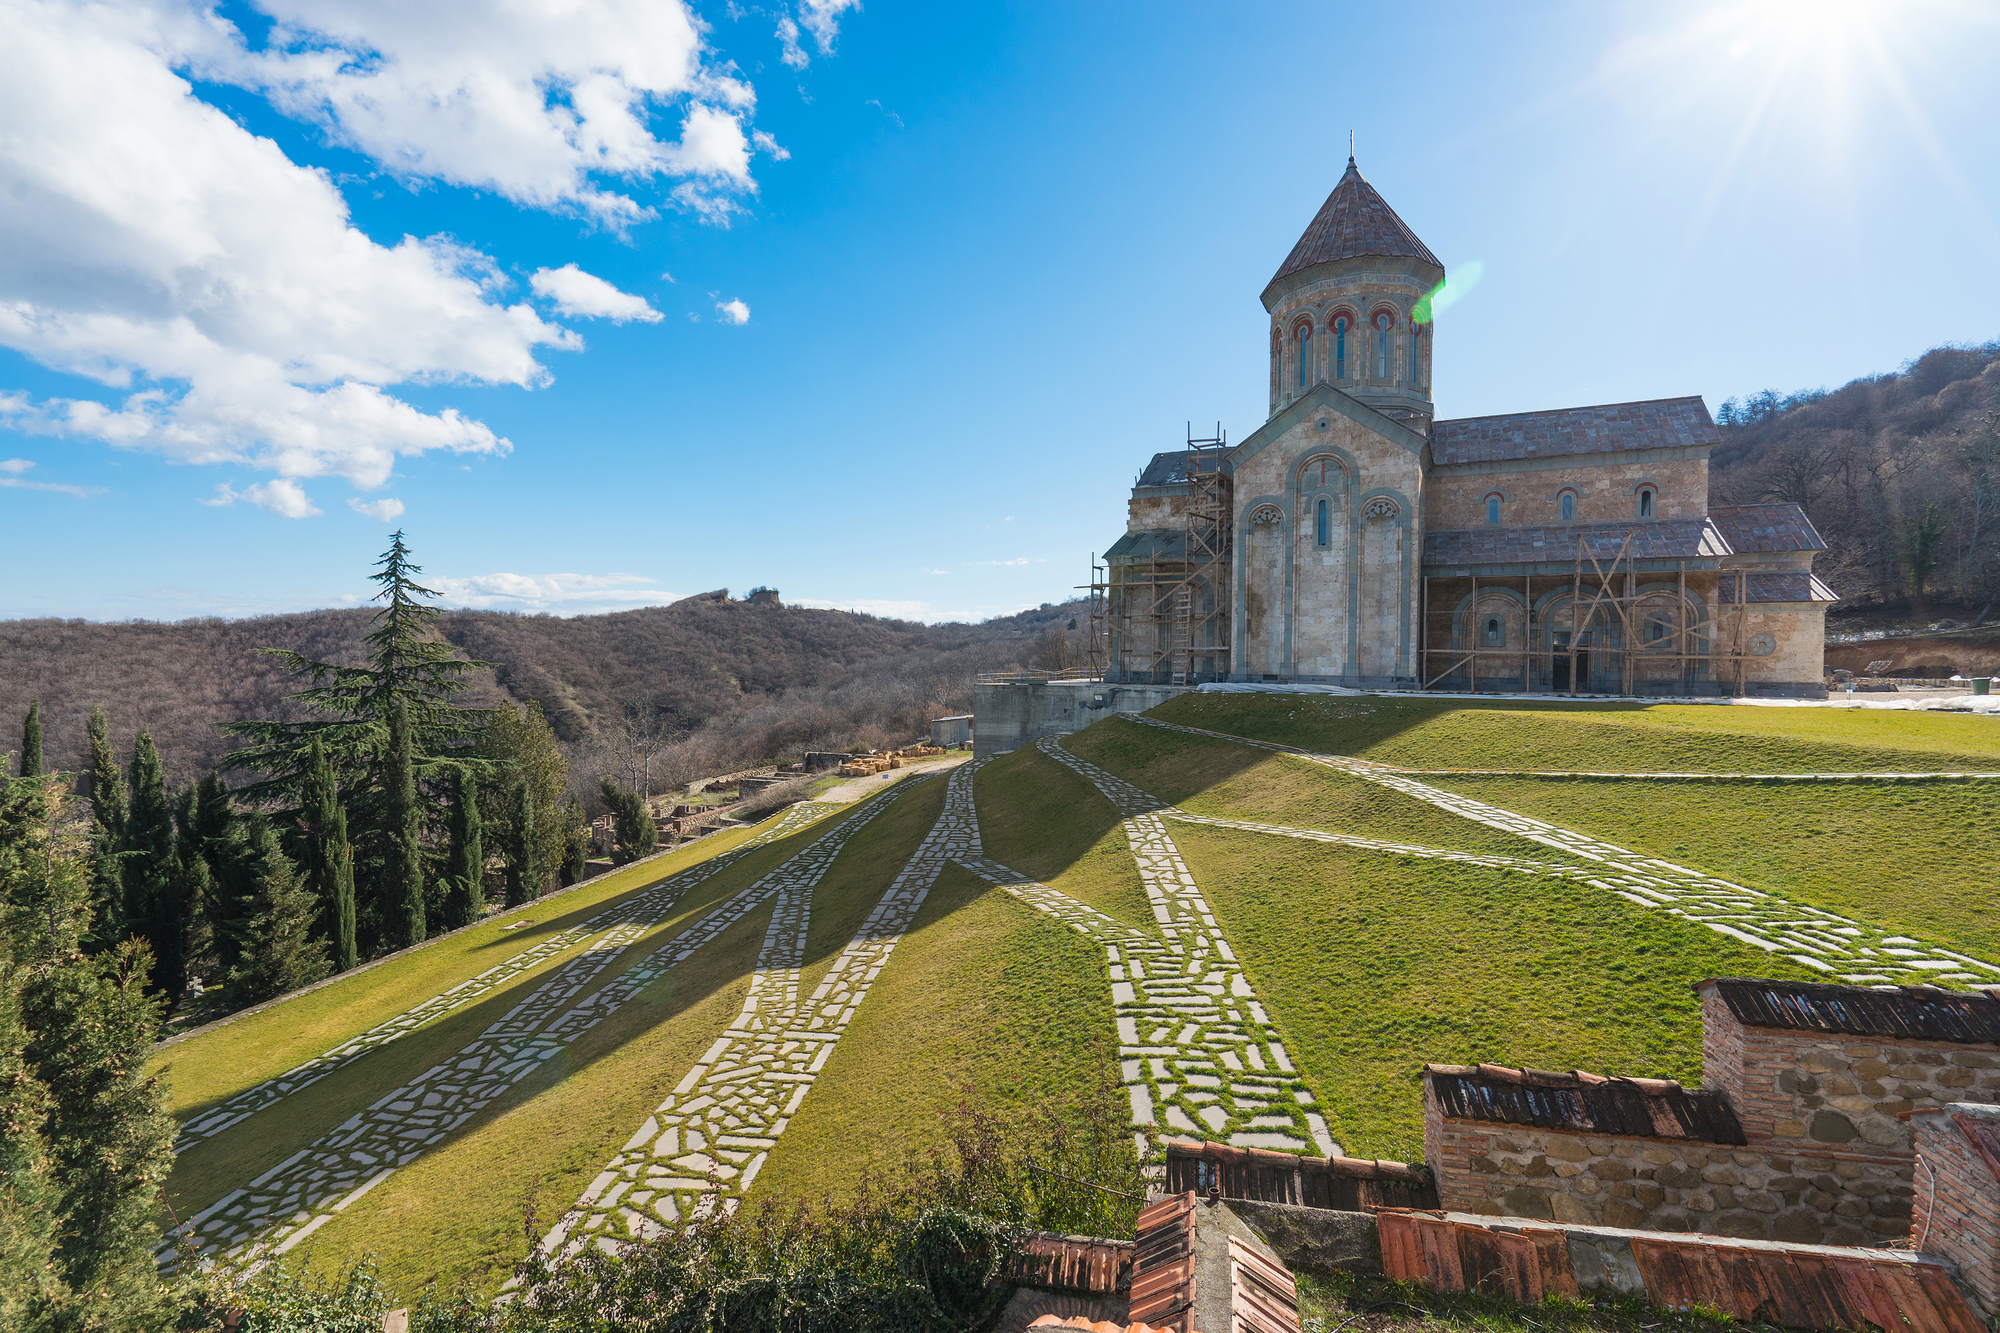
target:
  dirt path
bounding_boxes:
[818,754,970,803]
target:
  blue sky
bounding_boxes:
[4,0,1996,622]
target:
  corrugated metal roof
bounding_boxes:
[1425,1063,1747,1144]
[1269,159,1442,287]
[1706,503,1830,553]
[1433,397,1720,465]
[1706,977,2000,1044]
[1163,1138,1436,1211]
[1423,519,1727,568]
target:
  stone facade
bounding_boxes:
[1101,158,1835,692]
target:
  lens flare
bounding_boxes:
[1413,260,1484,325]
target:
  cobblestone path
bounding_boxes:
[162,795,906,1269]
[1128,715,2000,987]
[540,771,961,1258]
[968,739,1341,1158]
[171,803,838,1156]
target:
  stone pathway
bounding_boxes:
[970,738,1340,1159]
[540,769,966,1257]
[171,802,838,1156]
[1126,715,2000,987]
[160,794,910,1269]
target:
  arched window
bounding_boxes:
[1316,498,1329,547]
[1559,492,1575,521]
[1637,488,1656,518]
[1647,617,1670,643]
[1483,615,1505,647]
[1295,323,1313,389]
[1332,315,1349,380]
[1373,311,1392,377]
[1486,494,1501,525]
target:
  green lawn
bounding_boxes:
[1423,774,2000,964]
[1164,819,1827,1161]
[1062,716,1572,859]
[1149,693,2000,772]
[152,813,816,1120]
[758,860,1120,1200]
[971,741,1155,931]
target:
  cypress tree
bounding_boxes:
[0,942,64,1327]
[190,774,245,975]
[385,696,424,946]
[18,698,42,778]
[444,766,483,929]
[298,738,342,938]
[169,796,215,995]
[328,805,357,971]
[223,816,329,1007]
[123,729,182,997]
[84,705,127,936]
[598,778,656,865]
[561,794,590,886]
[503,778,535,908]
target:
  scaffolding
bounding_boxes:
[1418,532,1763,697]
[1103,425,1233,685]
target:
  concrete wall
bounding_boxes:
[971,681,1185,758]
[1424,455,1709,529]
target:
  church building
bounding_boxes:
[1102,159,1834,697]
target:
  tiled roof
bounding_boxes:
[1269,159,1441,286]
[1950,1113,2000,1183]
[1706,504,1829,553]
[1423,519,1726,568]
[1424,1062,1748,1144]
[1703,977,2000,1045]
[1432,397,1720,465]
[1136,451,1192,488]
[1715,571,1840,604]
[1104,528,1186,564]
[1163,1138,1435,1212]
[1127,1193,1197,1330]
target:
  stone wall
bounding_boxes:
[1910,1103,2000,1318]
[1425,1101,1911,1245]
[1127,492,1183,533]
[970,680,1184,758]
[1423,455,1708,530]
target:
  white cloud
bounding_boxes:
[348,496,406,521]
[751,130,791,161]
[200,479,322,518]
[0,457,95,498]
[201,0,760,228]
[978,557,1032,566]
[660,271,677,283]
[715,298,751,325]
[778,0,861,68]
[530,264,663,323]
[430,571,668,612]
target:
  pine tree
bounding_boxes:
[503,779,536,908]
[385,696,425,946]
[598,778,657,865]
[84,705,126,938]
[328,805,357,972]
[444,766,484,929]
[18,698,43,778]
[223,816,330,1006]
[123,729,183,997]
[0,940,64,1329]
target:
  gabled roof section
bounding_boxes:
[1424,519,1728,568]
[1105,528,1186,564]
[1432,397,1720,465]
[1702,977,2000,1044]
[1716,571,1840,604]
[1269,159,1442,288]
[1136,450,1193,489]
[1231,381,1429,470]
[1707,503,1829,553]
[1424,1062,1747,1145]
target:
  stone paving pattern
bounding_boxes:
[162,799,891,1268]
[543,772,963,1257]
[1128,715,2000,987]
[171,803,838,1156]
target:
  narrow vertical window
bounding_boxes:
[1295,323,1312,389]
[1559,493,1575,521]
[1638,489,1655,518]
[1486,495,1501,525]
[1484,616,1505,646]
[1333,316,1348,379]
[1410,325,1421,387]
[1316,498,1329,547]
[1374,312,1391,377]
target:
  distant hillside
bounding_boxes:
[1710,340,2000,623]
[0,591,1092,789]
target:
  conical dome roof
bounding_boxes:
[1268,159,1441,287]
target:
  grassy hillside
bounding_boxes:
[1151,692,2000,772]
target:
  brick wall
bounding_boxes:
[1911,1103,2000,1317]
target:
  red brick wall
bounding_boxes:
[1911,1106,2000,1318]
